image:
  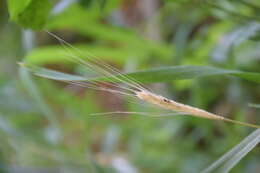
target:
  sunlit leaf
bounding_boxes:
[7,0,52,29]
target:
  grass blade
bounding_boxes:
[220,132,260,173]
[202,129,260,173]
[126,66,260,83]
[21,64,260,84]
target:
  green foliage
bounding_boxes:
[79,0,107,9]
[45,3,171,62]
[203,129,260,173]
[7,0,52,29]
[22,64,260,84]
[7,0,31,19]
[2,0,260,172]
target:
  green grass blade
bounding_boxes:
[21,64,86,81]
[202,129,260,173]
[220,132,260,173]
[21,64,260,84]
[125,66,260,83]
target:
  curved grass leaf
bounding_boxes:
[21,64,260,84]
[202,129,260,173]
[220,134,260,173]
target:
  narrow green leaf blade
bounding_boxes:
[20,64,260,84]
[34,66,86,81]
[220,134,260,173]
[202,129,260,173]
[125,66,260,83]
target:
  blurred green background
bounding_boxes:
[1,0,260,172]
